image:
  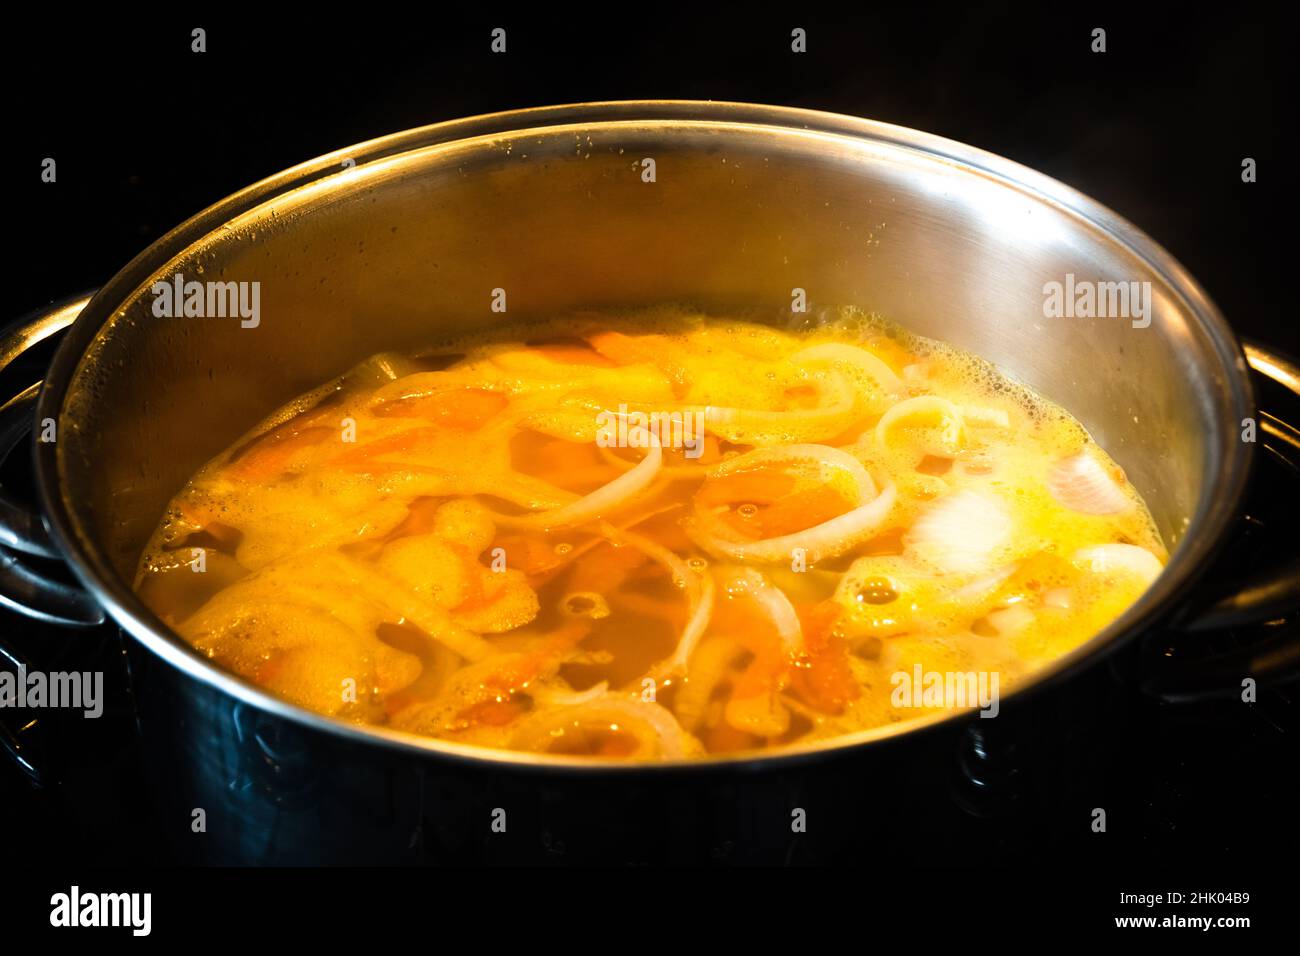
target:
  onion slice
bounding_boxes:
[508,696,697,759]
[706,443,876,499]
[691,481,896,565]
[719,567,803,653]
[962,405,1011,429]
[793,342,905,399]
[529,680,610,706]
[700,370,857,443]
[1073,544,1163,585]
[951,562,1019,602]
[494,426,662,530]
[875,395,965,456]
[1049,451,1132,516]
[688,443,892,565]
[985,603,1035,636]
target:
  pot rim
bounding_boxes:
[33,99,1255,772]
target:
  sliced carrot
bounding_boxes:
[858,526,904,556]
[440,389,505,425]
[695,469,797,509]
[750,485,856,537]
[782,384,822,408]
[701,468,854,540]
[587,331,691,395]
[228,424,334,480]
[791,602,859,714]
[451,560,513,615]
[731,647,789,700]
[329,427,440,471]
[586,330,651,364]
[564,541,647,593]
[797,602,841,646]
[510,430,617,494]
[385,497,445,540]
[917,454,953,476]
[710,597,791,701]
[456,698,527,727]
[492,534,569,578]
[594,731,639,757]
[531,339,615,366]
[372,388,506,429]
[175,496,220,527]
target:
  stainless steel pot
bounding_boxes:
[2,102,1297,860]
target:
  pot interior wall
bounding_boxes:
[56,121,1221,580]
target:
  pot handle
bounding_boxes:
[1149,341,1300,699]
[0,292,105,627]
[1173,342,1300,630]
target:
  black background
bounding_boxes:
[0,4,1295,906]
[3,9,1292,353]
